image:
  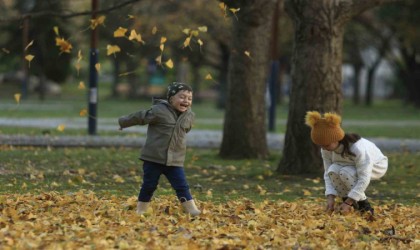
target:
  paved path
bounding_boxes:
[1,118,420,152]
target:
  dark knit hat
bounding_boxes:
[167,82,193,100]
[305,111,345,145]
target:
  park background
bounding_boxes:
[0,0,419,249]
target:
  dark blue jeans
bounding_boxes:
[138,161,193,202]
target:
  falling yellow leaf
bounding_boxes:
[78,81,86,90]
[159,44,165,52]
[230,8,240,20]
[205,74,213,80]
[95,63,101,73]
[197,39,204,47]
[55,37,72,53]
[113,27,127,37]
[57,124,65,132]
[128,29,144,44]
[127,15,135,19]
[183,37,191,48]
[79,109,87,117]
[244,51,251,57]
[53,26,59,36]
[24,40,34,51]
[90,15,106,30]
[190,30,199,37]
[2,48,10,54]
[198,26,208,32]
[14,93,21,104]
[165,59,174,69]
[25,54,34,62]
[25,54,34,67]
[160,37,167,44]
[152,26,158,34]
[155,55,162,65]
[76,50,82,62]
[182,28,190,35]
[106,45,121,56]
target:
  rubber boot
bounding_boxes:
[357,199,374,215]
[181,199,201,216]
[136,201,150,215]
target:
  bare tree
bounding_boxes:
[277,0,400,174]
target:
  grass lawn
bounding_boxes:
[1,146,418,205]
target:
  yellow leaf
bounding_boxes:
[114,27,127,37]
[25,54,34,62]
[25,54,34,67]
[230,8,240,14]
[197,39,203,47]
[159,44,164,52]
[77,50,83,62]
[129,29,144,43]
[155,55,162,65]
[106,44,121,56]
[2,48,10,54]
[244,51,251,57]
[24,40,34,51]
[55,37,72,53]
[57,124,65,132]
[78,81,85,90]
[183,37,191,48]
[14,93,21,104]
[198,26,208,32]
[152,26,158,34]
[191,30,199,37]
[53,26,59,36]
[79,109,87,117]
[90,15,106,30]
[205,74,213,80]
[165,59,174,69]
[95,63,101,73]
[160,36,167,44]
[127,15,135,19]
[113,175,125,183]
[182,28,190,35]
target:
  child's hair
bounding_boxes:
[339,133,361,157]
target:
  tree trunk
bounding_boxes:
[219,0,276,159]
[352,63,362,105]
[277,0,392,174]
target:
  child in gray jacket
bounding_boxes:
[119,82,200,216]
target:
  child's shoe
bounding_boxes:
[181,199,201,216]
[357,199,374,215]
[136,201,150,215]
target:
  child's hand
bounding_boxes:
[336,202,353,214]
[326,195,335,214]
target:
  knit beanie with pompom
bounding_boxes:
[305,111,345,145]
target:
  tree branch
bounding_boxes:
[0,0,142,23]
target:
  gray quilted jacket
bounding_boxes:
[118,99,194,167]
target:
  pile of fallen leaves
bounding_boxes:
[0,191,417,249]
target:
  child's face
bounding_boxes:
[169,90,193,112]
[320,141,339,151]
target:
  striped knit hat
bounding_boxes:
[305,111,345,145]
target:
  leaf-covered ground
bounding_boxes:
[0,191,418,249]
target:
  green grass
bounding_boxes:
[0,146,418,205]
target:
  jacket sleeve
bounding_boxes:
[348,147,372,201]
[322,149,338,197]
[118,108,156,129]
